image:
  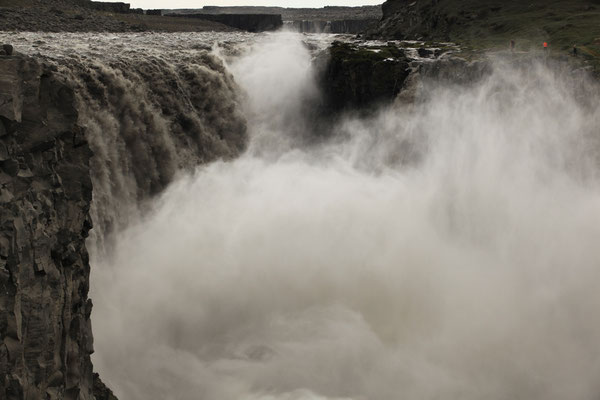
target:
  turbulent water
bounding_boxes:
[7,32,600,399]
[0,32,260,251]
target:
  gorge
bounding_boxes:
[2,1,600,399]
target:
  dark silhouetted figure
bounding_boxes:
[573,45,578,56]
[509,40,515,52]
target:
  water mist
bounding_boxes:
[91,33,600,400]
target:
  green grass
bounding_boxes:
[389,0,600,73]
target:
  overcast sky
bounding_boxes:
[99,0,382,9]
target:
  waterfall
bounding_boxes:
[92,33,600,400]
[3,30,600,400]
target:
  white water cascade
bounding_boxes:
[90,33,600,400]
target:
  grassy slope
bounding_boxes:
[381,0,600,70]
[437,0,600,51]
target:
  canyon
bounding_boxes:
[2,1,600,399]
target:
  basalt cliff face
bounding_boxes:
[286,19,379,34]
[166,13,283,32]
[319,42,411,112]
[0,35,248,399]
[0,55,96,400]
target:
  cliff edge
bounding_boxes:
[0,37,248,398]
[0,54,96,400]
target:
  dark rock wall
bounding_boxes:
[330,19,379,34]
[167,13,283,32]
[319,42,411,112]
[0,46,247,399]
[286,19,379,34]
[0,55,95,400]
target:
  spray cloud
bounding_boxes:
[91,33,600,400]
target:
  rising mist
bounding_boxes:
[91,33,600,400]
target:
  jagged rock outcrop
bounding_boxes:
[91,374,117,400]
[166,13,283,32]
[0,39,248,399]
[319,42,411,112]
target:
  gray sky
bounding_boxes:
[100,0,382,9]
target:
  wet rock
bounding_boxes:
[93,373,118,400]
[320,41,410,112]
[417,47,434,58]
[2,44,13,56]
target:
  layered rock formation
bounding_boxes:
[0,35,248,399]
[168,5,382,34]
[166,13,283,32]
[0,54,96,400]
[172,5,382,21]
[286,19,379,34]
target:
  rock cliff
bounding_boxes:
[0,37,247,399]
[319,42,411,112]
[287,19,379,34]
[0,54,96,400]
[166,13,283,32]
